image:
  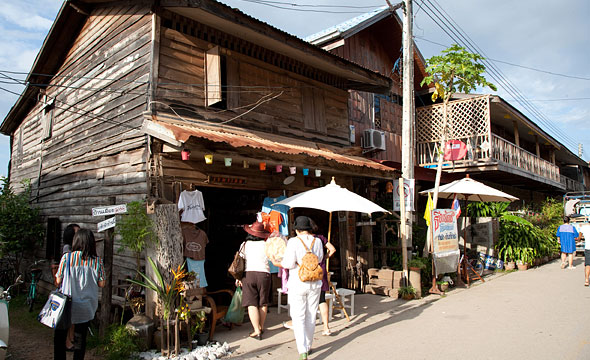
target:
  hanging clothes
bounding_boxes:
[181,223,208,261]
[178,189,206,224]
[262,196,289,236]
[186,258,208,288]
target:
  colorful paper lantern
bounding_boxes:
[204,154,213,164]
[224,157,232,167]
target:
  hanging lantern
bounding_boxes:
[276,164,283,173]
[302,168,309,176]
[289,166,296,175]
[204,154,213,164]
[243,160,249,168]
[224,157,232,167]
[259,162,267,171]
[181,149,191,161]
[315,169,321,177]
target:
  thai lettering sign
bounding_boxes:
[92,204,127,217]
[97,217,116,232]
[431,209,459,254]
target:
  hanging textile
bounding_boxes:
[178,189,206,224]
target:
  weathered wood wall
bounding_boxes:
[155,14,350,146]
[8,4,153,288]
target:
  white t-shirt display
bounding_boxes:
[178,190,206,224]
[578,223,590,250]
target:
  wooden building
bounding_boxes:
[0,0,397,297]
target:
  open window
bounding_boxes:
[205,46,239,111]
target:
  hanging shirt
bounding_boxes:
[262,196,289,236]
[178,190,206,224]
[181,223,209,260]
[260,211,283,234]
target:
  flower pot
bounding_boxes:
[196,331,209,346]
[401,293,414,300]
[438,282,449,292]
[504,261,515,270]
[409,267,421,272]
[517,263,528,271]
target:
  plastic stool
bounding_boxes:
[329,288,355,319]
[277,288,289,314]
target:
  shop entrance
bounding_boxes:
[199,187,267,291]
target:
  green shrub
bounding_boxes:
[103,324,141,360]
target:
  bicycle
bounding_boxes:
[26,259,45,312]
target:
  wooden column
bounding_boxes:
[535,136,540,157]
[99,197,116,338]
[513,121,520,147]
[551,148,556,164]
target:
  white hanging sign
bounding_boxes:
[393,178,415,211]
[97,217,117,232]
[92,204,127,217]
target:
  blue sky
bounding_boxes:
[1,0,588,178]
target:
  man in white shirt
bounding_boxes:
[280,216,324,360]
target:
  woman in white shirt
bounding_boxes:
[237,221,271,340]
[280,216,324,360]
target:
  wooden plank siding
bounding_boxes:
[155,24,350,145]
[8,5,153,285]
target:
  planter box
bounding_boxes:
[504,261,516,270]
[517,263,529,271]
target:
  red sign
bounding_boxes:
[443,140,467,161]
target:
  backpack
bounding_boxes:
[297,237,323,282]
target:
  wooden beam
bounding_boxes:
[535,135,540,157]
[513,121,520,147]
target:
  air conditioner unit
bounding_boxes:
[362,129,386,151]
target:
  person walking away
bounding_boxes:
[60,223,79,350]
[556,216,579,270]
[54,229,105,360]
[280,216,324,360]
[578,224,590,286]
[309,219,336,336]
[236,221,272,340]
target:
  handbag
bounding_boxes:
[228,242,246,280]
[38,252,72,329]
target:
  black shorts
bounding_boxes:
[319,290,326,304]
[241,271,271,307]
[585,250,590,266]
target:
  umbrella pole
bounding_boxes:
[326,212,350,322]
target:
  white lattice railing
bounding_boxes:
[417,134,561,184]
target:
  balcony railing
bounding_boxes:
[417,134,561,184]
[561,175,586,192]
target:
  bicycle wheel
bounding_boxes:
[469,257,485,277]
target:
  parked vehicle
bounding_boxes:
[0,275,23,360]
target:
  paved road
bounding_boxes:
[226,257,590,360]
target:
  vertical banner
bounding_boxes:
[431,208,460,276]
[393,178,415,211]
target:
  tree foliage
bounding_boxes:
[116,201,157,273]
[420,44,497,103]
[0,177,45,273]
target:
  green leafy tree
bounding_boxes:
[420,44,497,209]
[0,177,45,274]
[116,201,157,274]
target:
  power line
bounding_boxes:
[237,0,383,9]
[416,0,579,150]
[236,0,383,13]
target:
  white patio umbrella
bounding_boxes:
[272,177,389,320]
[419,177,518,202]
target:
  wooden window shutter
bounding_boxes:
[41,98,54,140]
[312,88,326,134]
[302,87,315,130]
[205,46,222,106]
[226,56,239,110]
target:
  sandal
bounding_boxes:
[585,281,589,287]
[249,332,262,340]
[322,329,332,336]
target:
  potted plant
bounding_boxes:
[408,258,427,272]
[436,280,449,292]
[398,285,416,300]
[191,310,209,346]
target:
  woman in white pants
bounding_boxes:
[280,216,324,360]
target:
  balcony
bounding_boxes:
[416,95,563,189]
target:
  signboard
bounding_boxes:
[431,209,459,254]
[443,139,467,161]
[97,217,116,232]
[393,178,415,211]
[92,204,127,217]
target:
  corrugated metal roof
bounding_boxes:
[304,6,389,44]
[146,115,397,174]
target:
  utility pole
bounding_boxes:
[401,0,415,264]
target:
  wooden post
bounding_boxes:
[399,178,408,286]
[99,197,116,338]
[513,121,520,147]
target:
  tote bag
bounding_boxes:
[38,253,72,329]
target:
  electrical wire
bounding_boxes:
[236,0,383,13]
[416,0,580,150]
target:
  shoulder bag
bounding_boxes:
[297,237,323,282]
[38,252,72,329]
[228,242,246,280]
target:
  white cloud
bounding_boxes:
[0,3,54,31]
